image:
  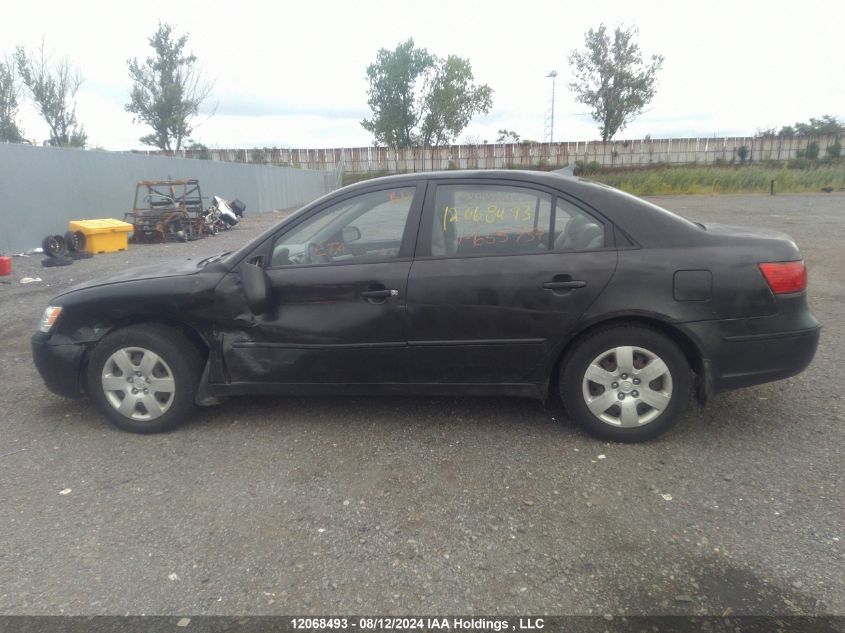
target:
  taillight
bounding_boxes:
[758,261,807,294]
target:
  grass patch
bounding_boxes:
[340,163,845,195]
[587,164,845,195]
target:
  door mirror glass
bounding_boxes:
[239,262,269,314]
[341,225,361,243]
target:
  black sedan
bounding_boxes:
[32,171,820,442]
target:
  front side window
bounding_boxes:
[271,187,415,266]
[431,184,552,256]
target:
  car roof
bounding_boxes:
[344,170,703,246]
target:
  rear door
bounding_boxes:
[406,179,617,384]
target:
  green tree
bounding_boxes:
[185,139,211,159]
[801,142,820,160]
[418,55,492,148]
[568,24,664,141]
[794,115,842,136]
[361,39,492,149]
[14,41,86,147]
[496,129,521,143]
[0,57,24,143]
[126,22,214,151]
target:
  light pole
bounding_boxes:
[544,71,558,143]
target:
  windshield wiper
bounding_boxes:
[196,251,231,267]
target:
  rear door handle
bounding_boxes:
[360,289,397,298]
[543,280,587,290]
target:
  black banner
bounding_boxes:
[0,616,843,633]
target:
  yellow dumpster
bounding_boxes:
[68,219,133,254]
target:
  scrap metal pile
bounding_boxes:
[125,179,245,244]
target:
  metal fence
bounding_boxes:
[145,134,842,174]
[0,144,338,254]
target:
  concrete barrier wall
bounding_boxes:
[0,144,338,254]
[145,134,842,173]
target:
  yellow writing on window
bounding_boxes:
[442,205,534,231]
[455,229,547,249]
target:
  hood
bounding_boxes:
[56,258,204,297]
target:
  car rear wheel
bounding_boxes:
[560,325,691,442]
[86,324,202,433]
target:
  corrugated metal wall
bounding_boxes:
[0,144,338,254]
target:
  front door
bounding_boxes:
[223,184,424,384]
[406,180,617,384]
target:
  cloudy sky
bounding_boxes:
[2,0,843,150]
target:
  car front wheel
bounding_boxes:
[560,324,691,442]
[86,324,202,433]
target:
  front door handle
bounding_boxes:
[543,280,587,290]
[360,287,399,303]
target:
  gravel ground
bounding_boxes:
[0,194,843,616]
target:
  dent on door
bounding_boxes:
[221,261,413,384]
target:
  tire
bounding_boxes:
[42,234,67,258]
[559,325,691,442]
[65,230,86,252]
[86,324,203,433]
[69,250,93,260]
[41,256,73,267]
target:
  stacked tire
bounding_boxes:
[65,231,92,260]
[41,234,72,267]
[41,231,91,267]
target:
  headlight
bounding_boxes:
[39,306,63,333]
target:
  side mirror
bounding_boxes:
[239,262,269,315]
[342,225,361,243]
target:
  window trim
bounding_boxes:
[264,181,427,270]
[416,179,612,261]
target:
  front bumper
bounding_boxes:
[31,332,86,399]
[685,297,820,392]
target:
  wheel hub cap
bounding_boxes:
[101,347,176,421]
[581,345,673,428]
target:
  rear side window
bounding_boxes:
[552,197,605,251]
[432,184,552,256]
[430,184,605,256]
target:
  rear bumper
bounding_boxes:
[685,301,820,392]
[714,327,819,391]
[31,332,86,399]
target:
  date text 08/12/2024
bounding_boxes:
[290,617,546,630]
